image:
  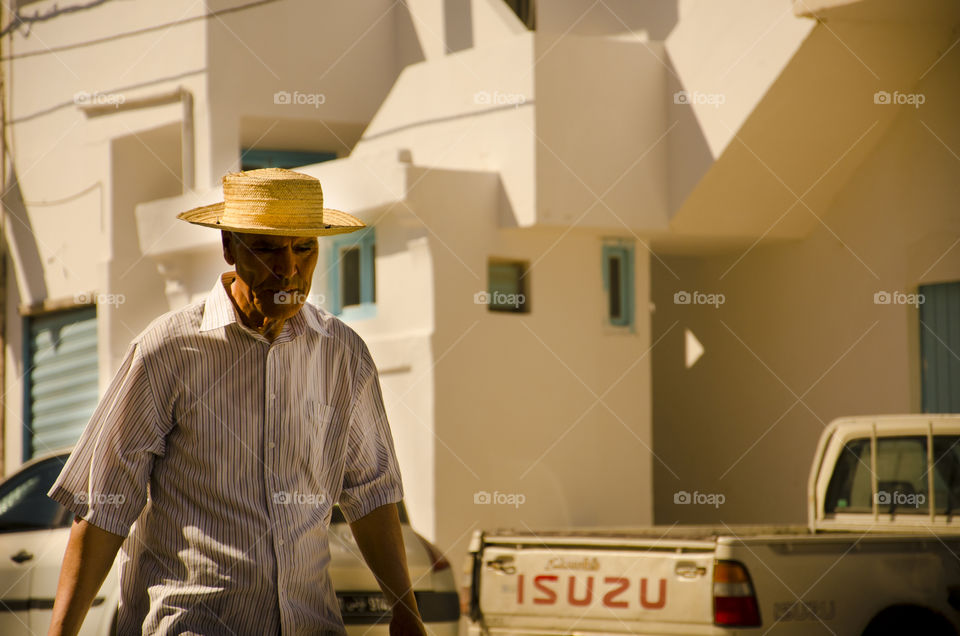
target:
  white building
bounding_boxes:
[3,0,959,579]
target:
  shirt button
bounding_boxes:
[278,539,285,546]
[267,442,276,449]
[269,393,276,400]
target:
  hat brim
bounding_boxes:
[177,202,366,237]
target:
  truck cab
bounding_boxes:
[809,414,960,533]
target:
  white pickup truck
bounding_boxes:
[465,414,960,636]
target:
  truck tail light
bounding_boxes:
[713,560,761,627]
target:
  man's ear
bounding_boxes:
[221,231,236,265]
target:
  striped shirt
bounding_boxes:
[48,271,404,636]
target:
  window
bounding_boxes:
[0,455,72,533]
[875,436,928,515]
[487,260,528,313]
[933,436,960,515]
[825,438,872,513]
[23,307,98,460]
[328,228,375,319]
[825,436,933,516]
[919,281,960,413]
[603,241,634,328]
[240,148,337,171]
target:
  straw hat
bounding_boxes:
[177,168,365,237]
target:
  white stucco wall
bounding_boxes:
[650,45,960,525]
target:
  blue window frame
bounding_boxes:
[328,228,376,320]
[240,148,337,171]
[603,241,634,328]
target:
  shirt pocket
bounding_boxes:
[293,400,334,467]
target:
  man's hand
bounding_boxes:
[48,517,125,636]
[349,503,427,636]
[390,607,428,636]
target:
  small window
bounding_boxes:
[240,148,337,171]
[487,260,528,313]
[933,436,960,515]
[603,242,633,327]
[827,436,933,515]
[825,438,872,514]
[328,229,375,319]
[875,436,929,514]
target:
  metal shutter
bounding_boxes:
[24,307,99,459]
[919,281,960,413]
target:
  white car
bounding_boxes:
[0,450,459,635]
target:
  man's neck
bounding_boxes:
[226,275,285,342]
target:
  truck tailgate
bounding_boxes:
[478,542,716,631]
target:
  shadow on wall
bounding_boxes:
[496,174,518,229]
[399,0,428,67]
[2,167,51,304]
[664,55,715,217]
[445,0,474,52]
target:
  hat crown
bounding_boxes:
[176,167,365,237]
[223,167,323,206]
[220,168,326,230]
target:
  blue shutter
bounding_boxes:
[24,307,99,459]
[328,228,376,320]
[919,281,960,413]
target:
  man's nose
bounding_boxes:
[273,245,296,279]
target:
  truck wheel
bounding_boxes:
[862,606,956,636]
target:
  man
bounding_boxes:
[46,168,426,635]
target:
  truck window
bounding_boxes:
[825,438,872,513]
[826,436,935,515]
[875,436,928,514]
[933,435,960,515]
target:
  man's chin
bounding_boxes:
[265,306,302,321]
[254,298,303,320]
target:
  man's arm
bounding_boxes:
[348,503,427,636]
[48,518,125,636]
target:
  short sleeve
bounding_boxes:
[337,344,404,524]
[47,341,166,537]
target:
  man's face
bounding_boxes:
[222,231,319,320]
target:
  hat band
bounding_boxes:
[220,199,327,229]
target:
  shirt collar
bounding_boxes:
[199,271,328,338]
